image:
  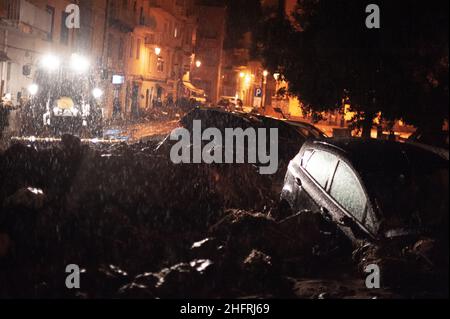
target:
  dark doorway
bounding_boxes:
[131,83,140,118]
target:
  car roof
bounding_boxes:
[286,121,328,137]
[307,138,448,173]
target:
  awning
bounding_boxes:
[183,81,204,95]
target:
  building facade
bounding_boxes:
[0,0,83,104]
[191,3,226,105]
[124,0,201,118]
[0,0,212,120]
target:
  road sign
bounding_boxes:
[255,87,263,98]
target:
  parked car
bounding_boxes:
[281,138,449,246]
[406,129,449,160]
[217,97,243,112]
[157,108,327,192]
[286,120,329,140]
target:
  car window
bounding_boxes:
[329,161,367,222]
[301,149,314,168]
[304,150,338,189]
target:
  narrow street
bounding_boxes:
[106,118,180,142]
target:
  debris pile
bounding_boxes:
[0,136,447,298]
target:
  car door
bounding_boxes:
[326,160,374,241]
[284,148,339,213]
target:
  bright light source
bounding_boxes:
[263,70,269,77]
[92,88,104,99]
[195,60,202,68]
[155,47,161,56]
[40,54,60,72]
[70,53,90,73]
[273,72,281,81]
[239,72,245,78]
[244,74,252,85]
[28,83,39,96]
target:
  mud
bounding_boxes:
[0,136,447,298]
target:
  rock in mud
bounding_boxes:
[82,265,131,298]
[3,187,46,210]
[152,259,215,298]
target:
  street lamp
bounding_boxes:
[92,88,104,99]
[261,71,269,112]
[273,72,281,81]
[70,53,90,74]
[195,60,202,68]
[239,72,245,78]
[40,54,60,72]
[244,74,252,86]
[27,83,39,96]
[155,47,161,56]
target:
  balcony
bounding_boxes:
[4,0,52,36]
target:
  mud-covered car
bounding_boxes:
[155,108,329,197]
[406,129,449,160]
[281,139,449,247]
[158,108,325,184]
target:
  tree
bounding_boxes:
[257,0,449,137]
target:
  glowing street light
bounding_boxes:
[27,83,39,96]
[244,74,252,85]
[70,53,90,73]
[92,88,104,99]
[273,72,281,81]
[263,70,269,78]
[195,60,202,68]
[155,47,161,56]
[40,54,60,72]
[239,72,245,78]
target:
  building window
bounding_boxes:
[130,38,134,58]
[140,7,145,25]
[136,39,141,60]
[157,57,164,72]
[184,29,190,45]
[118,38,125,61]
[60,11,69,45]
[46,6,55,41]
[148,51,152,73]
[107,34,114,58]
